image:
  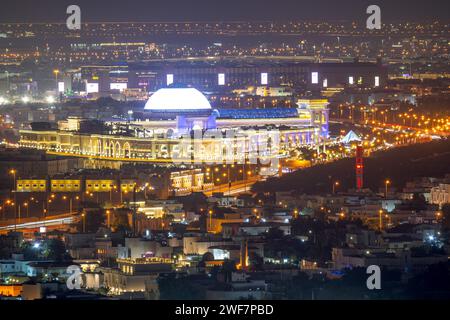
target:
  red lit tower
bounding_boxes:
[355,146,364,190]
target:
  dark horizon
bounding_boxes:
[0,0,449,23]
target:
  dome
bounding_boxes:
[144,88,212,111]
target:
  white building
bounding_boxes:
[430,183,450,208]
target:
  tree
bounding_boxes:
[441,204,450,231]
[179,193,208,212]
[249,252,264,271]
[77,208,105,233]
[286,272,314,299]
[111,208,131,232]
[410,193,427,212]
[266,227,284,240]
[406,262,450,299]
[21,241,39,260]
[45,238,69,262]
[158,275,205,300]
[222,259,237,283]
[202,252,214,262]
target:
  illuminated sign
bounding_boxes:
[311,72,319,84]
[110,83,128,91]
[323,79,328,88]
[261,72,268,85]
[218,73,225,86]
[166,74,174,86]
[348,76,354,85]
[374,76,380,87]
[58,82,65,93]
[86,83,99,93]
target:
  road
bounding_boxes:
[0,178,259,232]
[200,176,261,197]
[0,213,75,232]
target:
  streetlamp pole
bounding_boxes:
[106,210,111,228]
[208,209,213,232]
[378,209,383,231]
[24,202,29,218]
[10,169,17,227]
[53,69,59,92]
[82,213,86,233]
[228,165,231,195]
[243,162,246,192]
[385,179,390,198]
[332,181,339,194]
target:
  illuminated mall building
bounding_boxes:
[75,59,387,94]
[19,86,329,164]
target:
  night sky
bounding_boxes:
[0,0,449,22]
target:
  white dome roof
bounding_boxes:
[144,88,212,111]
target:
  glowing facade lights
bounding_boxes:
[144,88,212,111]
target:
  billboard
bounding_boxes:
[86,83,99,93]
[166,74,174,86]
[218,73,225,86]
[110,83,128,91]
[261,72,268,85]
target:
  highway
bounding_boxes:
[201,176,260,197]
[0,179,257,232]
[0,213,75,232]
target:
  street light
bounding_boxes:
[9,170,17,226]
[23,202,29,218]
[385,179,390,198]
[208,209,213,231]
[9,169,16,188]
[378,209,384,231]
[62,195,73,214]
[106,210,111,228]
[332,181,340,194]
[81,213,86,233]
[53,69,60,91]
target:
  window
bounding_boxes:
[311,72,318,84]
[375,76,380,87]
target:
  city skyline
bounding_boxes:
[0,0,449,23]
[0,0,449,306]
